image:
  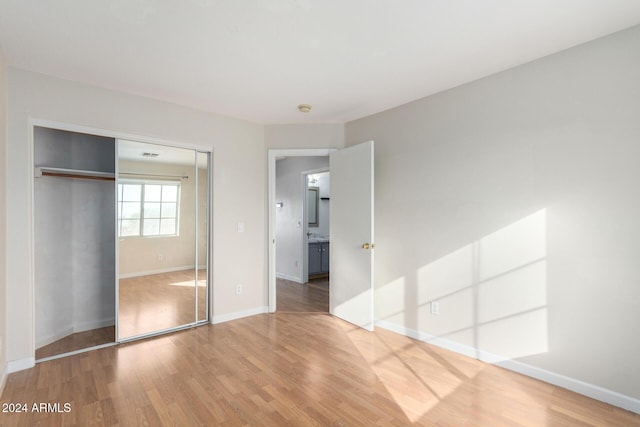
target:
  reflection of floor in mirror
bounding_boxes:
[35,326,115,360]
[276,277,329,313]
[118,269,207,339]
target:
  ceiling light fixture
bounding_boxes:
[298,104,312,113]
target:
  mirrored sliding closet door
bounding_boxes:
[116,140,210,340]
[34,128,211,360]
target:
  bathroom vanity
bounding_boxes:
[308,238,330,276]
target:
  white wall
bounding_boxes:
[265,124,344,150]
[6,68,265,367]
[275,157,329,281]
[0,48,8,389]
[346,25,640,402]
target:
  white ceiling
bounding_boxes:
[1,1,640,124]
[118,139,208,167]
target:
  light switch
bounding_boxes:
[237,222,244,233]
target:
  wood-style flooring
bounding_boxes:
[36,327,115,361]
[276,277,329,313]
[117,269,207,339]
[35,270,208,359]
[3,312,639,426]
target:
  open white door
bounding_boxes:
[330,141,374,331]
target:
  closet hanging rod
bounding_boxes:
[118,171,189,180]
[35,166,116,181]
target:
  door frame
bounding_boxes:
[268,149,336,312]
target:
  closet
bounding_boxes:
[34,127,116,359]
[33,126,210,360]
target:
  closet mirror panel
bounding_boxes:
[117,140,206,340]
[196,152,210,322]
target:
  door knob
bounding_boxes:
[362,243,370,250]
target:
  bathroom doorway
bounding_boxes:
[273,156,330,313]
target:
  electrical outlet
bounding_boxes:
[431,301,440,315]
[235,284,242,294]
[158,254,164,262]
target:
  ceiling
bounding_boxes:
[1,1,640,124]
[118,139,208,167]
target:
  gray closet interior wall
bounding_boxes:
[34,126,116,351]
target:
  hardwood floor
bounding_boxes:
[36,327,115,360]
[3,313,638,426]
[35,270,208,359]
[118,269,207,339]
[276,277,329,313]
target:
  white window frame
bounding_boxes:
[117,179,181,238]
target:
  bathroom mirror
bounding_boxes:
[117,139,209,340]
[308,187,319,227]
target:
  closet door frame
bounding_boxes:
[29,118,213,359]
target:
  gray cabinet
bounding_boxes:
[309,242,330,275]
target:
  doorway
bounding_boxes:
[268,149,335,313]
[268,142,375,330]
[273,155,330,312]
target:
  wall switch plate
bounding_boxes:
[431,301,440,315]
[235,284,242,294]
[237,222,244,233]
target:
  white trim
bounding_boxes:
[211,306,268,325]
[73,317,116,334]
[7,357,35,374]
[276,272,304,283]
[35,317,116,349]
[30,118,213,154]
[376,320,640,414]
[35,326,74,349]
[36,342,118,363]
[118,265,199,279]
[0,363,7,395]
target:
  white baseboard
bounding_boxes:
[119,265,201,279]
[36,325,74,349]
[73,317,115,334]
[276,272,303,283]
[211,306,269,325]
[375,320,640,415]
[0,362,7,396]
[7,357,35,374]
[36,317,115,349]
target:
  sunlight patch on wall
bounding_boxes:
[417,245,474,302]
[412,209,548,359]
[478,308,548,359]
[478,209,546,280]
[376,276,406,324]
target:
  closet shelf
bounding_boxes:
[35,166,116,181]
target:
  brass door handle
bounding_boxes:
[362,243,371,250]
